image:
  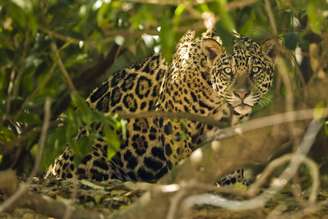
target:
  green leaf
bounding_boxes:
[306,0,324,34]
[104,124,120,159]
[160,11,176,61]
[253,91,273,113]
[173,4,185,26]
[216,0,235,32]
[71,92,93,124]
[18,111,41,125]
[130,5,156,29]
[11,0,33,11]
[71,135,93,164]
[284,32,299,50]
[313,102,326,120]
[0,126,16,146]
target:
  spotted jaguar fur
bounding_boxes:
[46,30,274,184]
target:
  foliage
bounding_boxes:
[0,0,327,174]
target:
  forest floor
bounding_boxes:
[1,175,328,219]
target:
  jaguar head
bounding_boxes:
[201,36,275,116]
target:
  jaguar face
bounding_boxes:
[202,37,275,115]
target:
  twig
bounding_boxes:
[166,189,187,219]
[16,191,103,219]
[4,69,16,119]
[165,180,251,219]
[117,108,327,142]
[279,199,328,219]
[247,154,320,203]
[181,119,322,212]
[7,107,326,170]
[50,42,77,93]
[276,57,299,138]
[32,98,51,176]
[264,0,278,35]
[0,98,52,212]
[126,0,257,9]
[226,0,257,10]
[40,26,81,44]
[267,204,287,219]
[63,176,79,219]
[0,183,29,212]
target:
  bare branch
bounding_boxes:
[41,26,82,44]
[51,42,77,93]
[126,0,257,9]
[15,191,103,219]
[0,98,51,212]
[264,0,278,35]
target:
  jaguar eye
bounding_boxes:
[252,66,259,73]
[224,67,232,74]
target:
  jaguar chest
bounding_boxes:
[154,68,223,163]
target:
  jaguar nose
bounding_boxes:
[234,89,250,99]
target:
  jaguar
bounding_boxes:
[46,30,275,185]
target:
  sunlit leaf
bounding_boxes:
[11,0,33,11]
[0,126,16,145]
[104,124,120,159]
[160,11,175,61]
[313,102,326,120]
[173,4,185,26]
[306,0,324,34]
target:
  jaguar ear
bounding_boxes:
[261,39,276,59]
[201,38,224,64]
[178,30,196,45]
